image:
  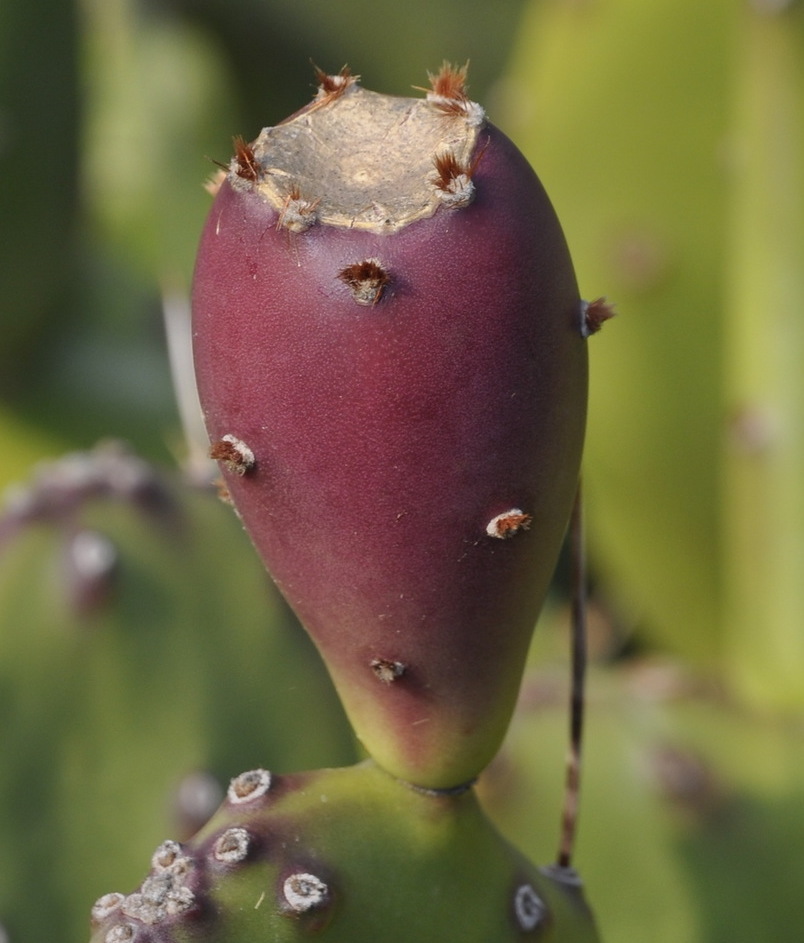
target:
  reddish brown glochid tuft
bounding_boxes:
[581,297,616,336]
[231,135,261,183]
[423,61,484,125]
[337,259,390,306]
[209,435,255,476]
[486,510,533,540]
[277,184,320,233]
[370,658,407,684]
[426,61,470,103]
[313,64,358,103]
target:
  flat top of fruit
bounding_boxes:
[242,82,484,233]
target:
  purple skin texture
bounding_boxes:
[192,83,587,789]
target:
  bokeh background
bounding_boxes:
[2,1,803,941]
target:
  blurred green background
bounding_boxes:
[1,0,803,941]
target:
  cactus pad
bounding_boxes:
[89,762,600,943]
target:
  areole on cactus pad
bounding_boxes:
[192,64,590,790]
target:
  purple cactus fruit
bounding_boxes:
[192,65,588,789]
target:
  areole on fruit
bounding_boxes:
[193,64,588,789]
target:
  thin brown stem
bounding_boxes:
[556,480,587,869]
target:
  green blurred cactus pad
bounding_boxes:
[480,661,804,943]
[0,443,355,943]
[500,0,736,659]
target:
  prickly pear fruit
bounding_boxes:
[193,66,588,789]
[89,761,600,943]
[0,443,355,943]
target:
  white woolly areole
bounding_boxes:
[151,840,186,872]
[283,873,330,912]
[314,74,356,101]
[121,868,195,925]
[221,434,255,472]
[485,509,532,539]
[227,768,272,803]
[69,530,117,579]
[213,827,251,863]
[91,892,125,923]
[434,173,475,208]
[278,196,319,233]
[514,884,546,931]
[104,925,136,943]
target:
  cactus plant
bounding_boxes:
[192,64,590,791]
[4,0,796,936]
[77,63,605,943]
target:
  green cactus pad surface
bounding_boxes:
[89,761,600,943]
